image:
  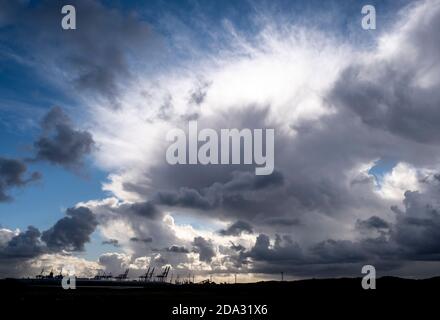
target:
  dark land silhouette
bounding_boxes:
[0,276,438,318]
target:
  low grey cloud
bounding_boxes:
[262,217,301,227]
[129,201,161,220]
[1,206,98,260]
[102,239,120,247]
[229,242,246,252]
[355,216,390,237]
[41,207,98,252]
[156,187,215,210]
[0,226,43,259]
[0,206,99,277]
[130,237,153,243]
[237,176,440,275]
[166,245,189,253]
[33,107,94,170]
[192,236,216,263]
[154,169,286,220]
[218,220,253,236]
[0,157,41,202]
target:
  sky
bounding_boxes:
[1,0,440,282]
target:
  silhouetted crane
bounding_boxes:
[94,270,113,280]
[36,268,45,279]
[156,266,170,282]
[139,266,155,281]
[115,268,129,280]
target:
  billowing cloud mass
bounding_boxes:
[33,107,94,170]
[2,0,440,280]
[0,206,98,277]
[0,158,40,202]
[219,221,253,236]
[192,237,216,263]
[0,226,43,259]
[41,207,98,251]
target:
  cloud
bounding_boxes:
[0,0,159,107]
[391,188,440,261]
[102,239,120,247]
[238,174,440,275]
[0,157,41,202]
[98,252,131,275]
[330,0,440,144]
[192,236,216,263]
[41,207,98,251]
[218,220,253,236]
[154,169,286,221]
[81,0,440,278]
[79,198,187,264]
[229,242,246,252]
[376,163,422,201]
[4,0,440,279]
[55,0,440,278]
[166,245,189,253]
[356,216,390,233]
[130,237,153,243]
[0,226,43,259]
[129,201,161,220]
[33,107,94,170]
[156,187,215,210]
[0,205,101,277]
[262,217,301,227]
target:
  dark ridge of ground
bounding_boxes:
[0,276,438,318]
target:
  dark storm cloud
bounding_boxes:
[218,220,253,236]
[229,242,246,252]
[310,239,368,264]
[262,217,301,227]
[102,239,120,247]
[0,157,41,202]
[390,190,440,260]
[357,216,390,230]
[41,207,98,251]
[0,0,157,106]
[239,176,440,275]
[33,107,94,170]
[330,1,440,144]
[355,216,390,233]
[156,187,215,210]
[246,234,303,262]
[130,237,153,243]
[220,170,284,192]
[155,170,285,214]
[0,226,42,259]
[238,234,371,276]
[129,201,161,219]
[192,236,216,262]
[0,206,99,277]
[166,245,189,253]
